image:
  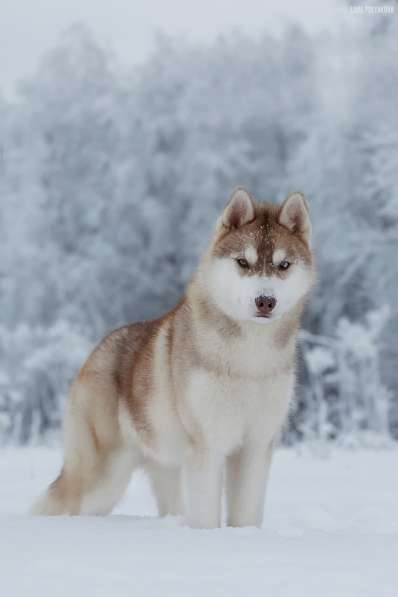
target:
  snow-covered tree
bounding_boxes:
[1,20,397,444]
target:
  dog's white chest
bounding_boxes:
[185,367,293,455]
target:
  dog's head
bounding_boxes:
[202,188,315,324]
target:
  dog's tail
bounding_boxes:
[30,376,134,516]
[30,382,94,515]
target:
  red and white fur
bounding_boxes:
[32,188,314,528]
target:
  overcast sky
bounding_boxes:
[1,0,349,98]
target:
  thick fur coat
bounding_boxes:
[32,188,315,528]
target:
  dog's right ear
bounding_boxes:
[222,188,255,229]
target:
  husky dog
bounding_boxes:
[32,188,314,528]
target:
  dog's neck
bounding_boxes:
[181,277,302,381]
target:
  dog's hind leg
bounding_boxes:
[31,376,138,516]
[78,448,137,515]
[146,463,183,517]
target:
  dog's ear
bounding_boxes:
[222,188,255,229]
[279,192,311,246]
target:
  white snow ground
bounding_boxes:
[0,448,397,597]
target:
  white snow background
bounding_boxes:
[1,447,397,597]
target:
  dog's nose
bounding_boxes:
[255,295,276,316]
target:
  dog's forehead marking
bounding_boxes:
[245,245,258,266]
[272,248,287,265]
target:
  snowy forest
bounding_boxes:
[0,14,397,446]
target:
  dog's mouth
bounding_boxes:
[253,313,274,323]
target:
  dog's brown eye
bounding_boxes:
[236,258,249,269]
[279,259,290,270]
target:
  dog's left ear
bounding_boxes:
[279,192,311,246]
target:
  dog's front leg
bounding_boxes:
[226,440,273,528]
[183,448,223,529]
